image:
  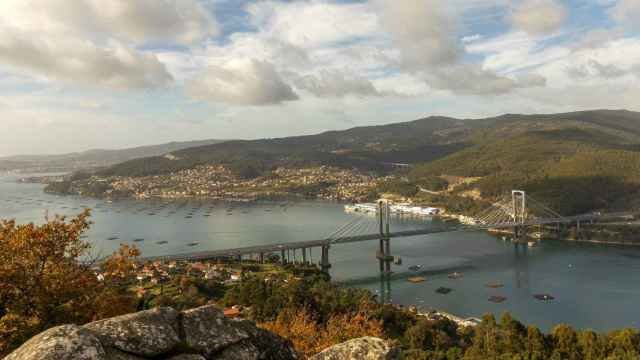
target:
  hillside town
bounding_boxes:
[53,165,381,202]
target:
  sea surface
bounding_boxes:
[2,174,640,332]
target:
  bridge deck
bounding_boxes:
[142,228,453,262]
[141,212,635,263]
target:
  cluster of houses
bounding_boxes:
[345,201,442,217]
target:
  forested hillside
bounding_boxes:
[91,110,640,214]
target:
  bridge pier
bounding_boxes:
[302,248,307,264]
[281,250,286,265]
[320,245,331,273]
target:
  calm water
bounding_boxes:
[2,174,640,331]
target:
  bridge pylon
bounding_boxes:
[377,200,393,274]
[512,190,527,238]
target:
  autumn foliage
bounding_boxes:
[0,210,139,356]
[259,307,384,358]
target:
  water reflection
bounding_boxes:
[3,175,640,331]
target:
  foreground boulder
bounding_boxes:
[310,337,399,360]
[5,305,298,360]
[5,325,105,360]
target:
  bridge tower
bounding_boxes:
[512,190,528,238]
[377,200,393,274]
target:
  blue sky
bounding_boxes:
[0,0,639,156]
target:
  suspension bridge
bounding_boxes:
[143,190,636,273]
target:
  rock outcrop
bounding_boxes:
[309,337,399,360]
[5,305,298,360]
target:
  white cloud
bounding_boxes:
[247,1,378,49]
[293,69,382,98]
[0,0,220,89]
[511,0,567,35]
[375,0,462,69]
[0,0,219,45]
[187,59,298,106]
[374,0,538,95]
[0,31,173,89]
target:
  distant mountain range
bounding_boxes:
[0,139,229,173]
[92,109,640,214]
[99,109,640,175]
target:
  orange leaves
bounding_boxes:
[102,243,141,283]
[259,308,384,358]
[0,211,139,356]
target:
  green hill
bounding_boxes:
[410,124,640,214]
[94,109,640,214]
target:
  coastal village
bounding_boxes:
[70,165,381,202]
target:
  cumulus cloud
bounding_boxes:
[0,0,220,89]
[375,0,461,69]
[424,65,546,95]
[511,0,567,35]
[0,31,173,89]
[374,0,540,95]
[187,59,298,106]
[0,0,219,45]
[247,1,378,49]
[294,69,382,98]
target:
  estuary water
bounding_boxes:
[2,174,640,332]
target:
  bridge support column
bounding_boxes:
[259,252,264,264]
[302,248,307,264]
[377,200,393,274]
[576,220,581,239]
[281,250,286,265]
[320,245,331,273]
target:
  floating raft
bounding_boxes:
[407,276,426,283]
[489,295,507,303]
[436,287,452,294]
[486,281,504,288]
[534,294,555,301]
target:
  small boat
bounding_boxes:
[407,276,426,283]
[408,265,422,271]
[486,281,504,288]
[533,294,555,301]
[488,295,507,303]
[185,216,193,219]
[436,287,452,294]
[156,241,168,245]
[394,256,402,265]
[448,272,463,279]
[107,237,119,241]
[133,238,145,242]
[187,242,199,247]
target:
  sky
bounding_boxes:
[0,0,639,156]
